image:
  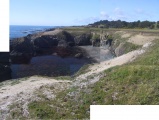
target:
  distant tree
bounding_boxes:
[150,24,155,29]
[89,20,156,29]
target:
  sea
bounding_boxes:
[10,25,57,39]
[9,25,91,79]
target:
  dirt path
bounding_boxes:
[0,40,153,119]
[74,42,151,87]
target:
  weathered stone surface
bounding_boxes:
[106,39,113,46]
[10,30,76,56]
[10,37,34,56]
[33,35,58,49]
[74,33,92,46]
[115,43,126,56]
[10,30,93,59]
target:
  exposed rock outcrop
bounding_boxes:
[10,30,93,60]
[114,43,126,56]
[10,37,34,63]
[74,33,92,46]
[10,30,75,58]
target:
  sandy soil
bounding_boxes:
[128,34,159,45]
[0,41,152,119]
[73,42,152,89]
[76,48,145,82]
[0,29,156,119]
[0,76,71,119]
[115,31,132,38]
[42,29,62,35]
[121,33,132,38]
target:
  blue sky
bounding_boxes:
[10,0,159,26]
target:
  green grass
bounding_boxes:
[112,32,141,55]
[26,39,159,119]
[28,86,90,119]
[123,42,141,53]
[53,76,74,80]
[4,27,159,119]
[10,80,21,86]
[62,27,159,33]
[86,39,159,105]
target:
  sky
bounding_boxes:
[10,0,159,26]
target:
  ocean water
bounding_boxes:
[10,25,56,39]
[9,25,91,79]
[11,55,90,79]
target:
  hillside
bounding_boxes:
[0,28,159,119]
[89,20,159,29]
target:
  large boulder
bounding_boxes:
[32,30,75,55]
[33,35,58,49]
[33,30,75,48]
[10,30,75,57]
[10,37,34,63]
[10,37,34,55]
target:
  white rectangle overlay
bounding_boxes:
[91,105,159,120]
[0,0,9,52]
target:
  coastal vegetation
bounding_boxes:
[89,20,159,29]
[1,26,159,119]
[27,39,159,119]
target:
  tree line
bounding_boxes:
[89,20,159,29]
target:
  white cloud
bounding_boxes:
[135,8,144,14]
[73,7,136,25]
[100,11,111,20]
[113,7,129,20]
[73,16,100,25]
[114,7,124,15]
[100,8,128,21]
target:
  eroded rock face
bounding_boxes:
[10,30,93,60]
[10,37,34,63]
[74,33,92,46]
[115,43,126,56]
[10,30,77,58]
[10,37,34,53]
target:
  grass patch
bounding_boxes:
[123,42,141,53]
[86,65,159,105]
[26,39,159,119]
[10,80,21,86]
[0,82,4,88]
[28,87,89,119]
[53,76,74,80]
[10,77,29,86]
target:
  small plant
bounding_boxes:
[11,80,21,86]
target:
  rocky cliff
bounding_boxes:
[10,29,93,59]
